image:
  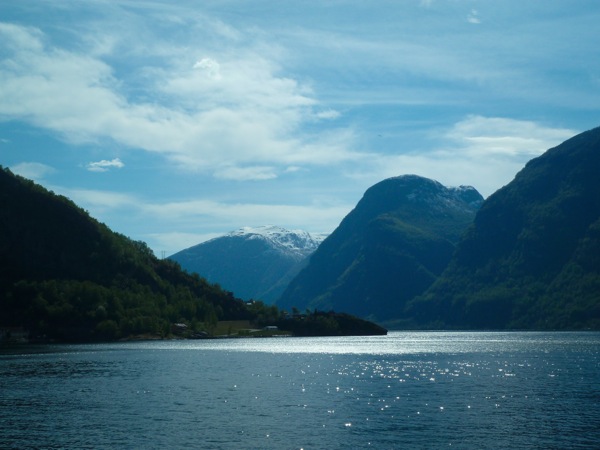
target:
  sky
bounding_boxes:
[1,1,599,257]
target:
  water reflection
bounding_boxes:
[71,330,600,355]
[2,332,599,449]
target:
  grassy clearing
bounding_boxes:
[213,320,290,337]
[212,320,254,336]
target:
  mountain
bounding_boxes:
[0,169,384,340]
[411,126,600,330]
[277,175,483,322]
[0,167,252,341]
[169,226,326,304]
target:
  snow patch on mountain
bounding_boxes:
[226,225,326,255]
[395,175,483,212]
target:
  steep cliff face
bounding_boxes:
[169,226,325,304]
[412,126,600,330]
[277,175,483,322]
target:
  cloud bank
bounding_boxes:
[2,1,596,257]
[60,185,352,254]
[0,22,359,181]
[351,116,576,197]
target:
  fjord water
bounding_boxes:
[1,332,599,449]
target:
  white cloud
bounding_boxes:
[193,57,221,79]
[62,187,136,212]
[140,198,351,231]
[0,23,44,52]
[279,25,505,92]
[10,162,55,181]
[49,183,351,254]
[53,115,577,252]
[350,116,577,197]
[213,165,278,181]
[0,22,357,175]
[314,109,341,120]
[467,9,481,24]
[87,158,125,172]
[444,116,575,159]
[150,232,223,257]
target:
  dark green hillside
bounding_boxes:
[1,167,385,341]
[411,126,600,330]
[0,167,250,341]
[278,175,483,322]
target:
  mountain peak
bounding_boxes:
[278,175,483,319]
[350,175,484,242]
[225,225,326,255]
[170,225,326,303]
[366,175,483,210]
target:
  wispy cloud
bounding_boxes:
[0,21,359,177]
[2,1,598,258]
[57,185,352,253]
[150,232,223,257]
[347,116,577,197]
[314,109,341,120]
[63,187,135,212]
[213,165,278,181]
[444,116,575,159]
[87,158,125,172]
[139,198,352,231]
[192,57,222,80]
[467,9,481,24]
[10,162,55,181]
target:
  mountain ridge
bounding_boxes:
[277,175,484,321]
[170,225,326,304]
[410,125,600,329]
[220,225,325,256]
[0,168,385,340]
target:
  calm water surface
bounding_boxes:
[1,332,599,449]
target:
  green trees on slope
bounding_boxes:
[0,167,249,341]
[410,126,600,330]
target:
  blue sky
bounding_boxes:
[1,1,599,256]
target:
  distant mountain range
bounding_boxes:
[4,125,598,335]
[170,226,326,304]
[278,126,600,330]
[277,175,484,321]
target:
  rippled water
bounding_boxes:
[1,332,599,449]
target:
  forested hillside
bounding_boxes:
[1,167,385,341]
[278,175,483,322]
[0,167,250,341]
[411,126,600,330]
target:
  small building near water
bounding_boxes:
[0,327,29,343]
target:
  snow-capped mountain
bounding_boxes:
[169,226,326,304]
[226,225,325,258]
